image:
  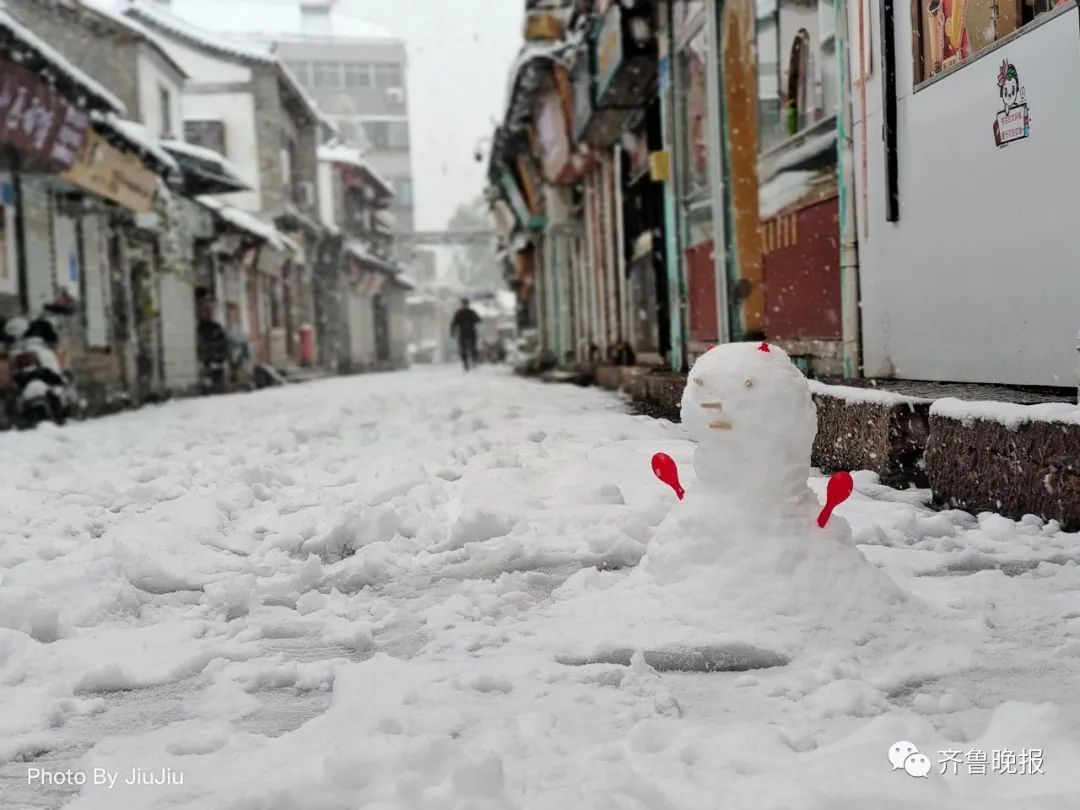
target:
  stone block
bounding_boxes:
[926,401,1080,529]
[810,382,931,487]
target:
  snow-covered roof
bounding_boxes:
[198,196,296,252]
[160,138,248,183]
[501,38,577,128]
[125,0,277,63]
[758,170,837,220]
[318,144,394,198]
[142,0,396,42]
[344,240,400,274]
[79,0,188,79]
[388,273,416,291]
[278,60,321,121]
[93,113,181,177]
[0,7,126,114]
[374,210,396,230]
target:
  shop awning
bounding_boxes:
[160,138,251,196]
[91,113,181,180]
[277,204,324,238]
[344,240,399,275]
[319,143,394,200]
[198,196,296,252]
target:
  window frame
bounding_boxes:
[344,62,373,90]
[912,0,1073,91]
[373,63,404,89]
[158,84,173,139]
[312,61,342,90]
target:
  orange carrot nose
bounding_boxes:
[651,452,685,501]
[817,471,854,528]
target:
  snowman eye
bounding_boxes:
[744,379,754,389]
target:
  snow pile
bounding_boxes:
[809,379,931,407]
[2,367,1080,808]
[932,396,1080,428]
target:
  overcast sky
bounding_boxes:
[343,0,525,231]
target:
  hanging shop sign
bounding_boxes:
[500,168,545,231]
[595,4,624,102]
[993,58,1030,147]
[571,51,594,143]
[60,129,159,214]
[0,57,89,170]
[582,3,659,148]
[524,12,564,42]
[537,91,574,185]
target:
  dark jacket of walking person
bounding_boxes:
[450,299,481,371]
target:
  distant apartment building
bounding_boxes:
[148,0,416,235]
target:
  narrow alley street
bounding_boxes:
[2,369,1080,808]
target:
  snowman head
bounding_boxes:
[681,342,817,500]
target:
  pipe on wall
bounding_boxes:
[836,0,863,378]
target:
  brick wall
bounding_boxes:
[5,0,140,114]
[253,69,288,216]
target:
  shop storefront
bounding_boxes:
[753,0,845,375]
[850,0,1080,385]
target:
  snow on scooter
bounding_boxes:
[2,304,86,429]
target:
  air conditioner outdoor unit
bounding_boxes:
[386,87,405,104]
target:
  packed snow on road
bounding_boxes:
[2,358,1080,809]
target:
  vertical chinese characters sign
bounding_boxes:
[0,56,89,170]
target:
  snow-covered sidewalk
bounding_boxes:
[1,366,1079,809]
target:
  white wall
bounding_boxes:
[154,36,253,85]
[317,161,336,227]
[182,92,262,213]
[849,5,1080,386]
[136,46,186,137]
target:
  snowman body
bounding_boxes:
[638,344,905,644]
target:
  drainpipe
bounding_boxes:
[836,0,862,379]
[657,0,686,372]
[705,0,731,347]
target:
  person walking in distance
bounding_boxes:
[450,298,481,371]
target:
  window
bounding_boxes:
[916,0,1067,81]
[373,63,404,89]
[312,62,341,90]
[388,122,410,150]
[288,61,312,86]
[678,27,710,198]
[185,120,227,155]
[280,134,293,188]
[344,63,372,90]
[159,85,173,138]
[363,121,390,150]
[392,177,413,206]
[757,0,835,151]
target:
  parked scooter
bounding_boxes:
[2,305,85,429]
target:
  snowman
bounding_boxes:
[634,342,907,650]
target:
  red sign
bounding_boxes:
[0,57,90,169]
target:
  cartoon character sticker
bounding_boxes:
[993,60,1030,147]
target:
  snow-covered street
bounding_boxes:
[3,365,1080,809]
